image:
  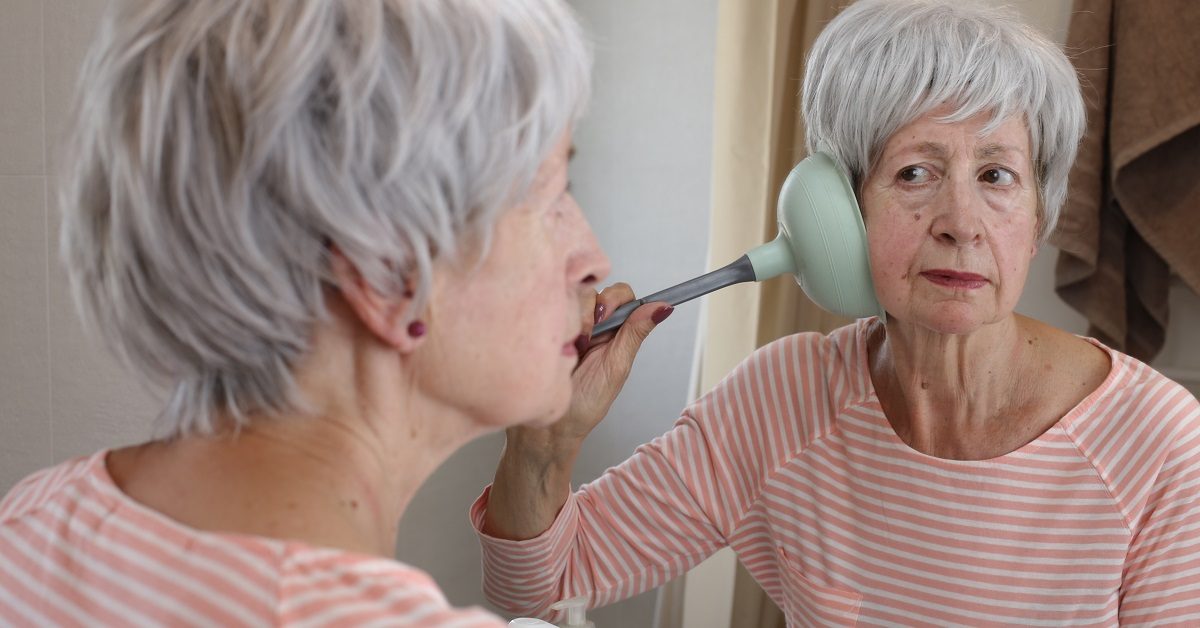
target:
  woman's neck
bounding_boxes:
[110,398,482,559]
[868,314,1044,460]
[108,308,487,558]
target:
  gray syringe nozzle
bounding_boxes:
[589,255,757,337]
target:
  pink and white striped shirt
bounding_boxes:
[473,319,1200,626]
[0,451,506,627]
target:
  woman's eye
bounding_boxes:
[981,168,1015,186]
[554,182,572,205]
[898,166,931,184]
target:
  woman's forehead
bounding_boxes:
[881,113,1031,160]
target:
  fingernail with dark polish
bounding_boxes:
[651,306,674,325]
[594,303,607,324]
[574,334,590,355]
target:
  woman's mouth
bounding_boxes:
[920,269,989,289]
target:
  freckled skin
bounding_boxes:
[847,107,1115,462]
[856,106,1116,461]
[420,134,610,428]
[860,109,1039,335]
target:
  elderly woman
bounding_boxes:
[0,1,675,625]
[475,0,1200,625]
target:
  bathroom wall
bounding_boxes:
[0,0,161,496]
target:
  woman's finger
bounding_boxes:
[579,283,637,353]
[594,282,636,325]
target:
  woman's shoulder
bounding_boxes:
[1071,331,1199,422]
[1064,339,1200,531]
[0,451,105,523]
[752,318,867,368]
[746,318,874,397]
[1101,343,1199,432]
[279,547,504,625]
[688,318,872,445]
[1061,333,1200,484]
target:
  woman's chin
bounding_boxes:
[508,390,571,429]
[898,305,996,336]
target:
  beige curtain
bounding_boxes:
[704,0,847,626]
[656,2,849,626]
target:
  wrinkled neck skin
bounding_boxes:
[110,296,487,559]
[868,313,1038,460]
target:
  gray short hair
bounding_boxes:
[802,0,1084,241]
[59,0,591,437]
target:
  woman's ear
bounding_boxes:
[329,248,425,353]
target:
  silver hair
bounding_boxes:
[802,0,1085,242]
[59,0,592,437]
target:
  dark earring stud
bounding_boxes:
[407,321,426,338]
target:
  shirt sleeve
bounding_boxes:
[471,414,733,619]
[470,333,828,621]
[1118,394,1200,626]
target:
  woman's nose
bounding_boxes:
[566,197,611,287]
[929,178,984,246]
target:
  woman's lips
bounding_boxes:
[920,269,989,289]
[564,333,589,356]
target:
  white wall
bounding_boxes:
[0,1,716,626]
[1,0,159,495]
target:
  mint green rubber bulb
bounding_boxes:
[745,152,885,319]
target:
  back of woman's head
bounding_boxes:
[59,0,591,436]
[802,0,1084,242]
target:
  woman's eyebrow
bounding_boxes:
[976,143,1023,159]
[893,142,1024,160]
[903,141,949,159]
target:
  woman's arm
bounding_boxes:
[482,425,582,541]
[473,414,731,617]
[474,326,829,619]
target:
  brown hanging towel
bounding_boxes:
[1053,0,1200,360]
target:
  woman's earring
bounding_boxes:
[407,321,426,338]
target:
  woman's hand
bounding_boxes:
[556,283,672,446]
[483,284,670,540]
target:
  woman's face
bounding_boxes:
[422,133,610,428]
[859,107,1039,334]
